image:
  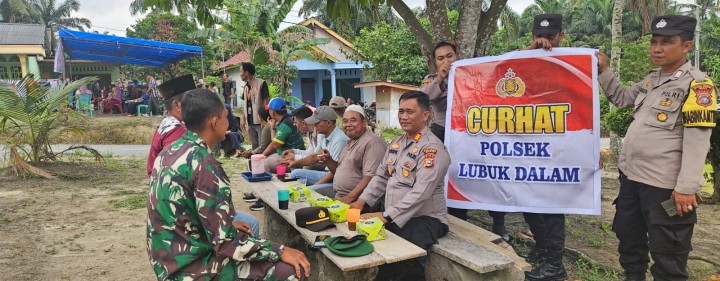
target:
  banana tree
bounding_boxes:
[267,25,330,96]
[0,76,98,167]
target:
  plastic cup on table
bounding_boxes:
[276,164,287,179]
[347,208,361,231]
[278,190,290,210]
[298,177,307,185]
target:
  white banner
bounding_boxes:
[444,48,601,215]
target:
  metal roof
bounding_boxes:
[0,23,46,45]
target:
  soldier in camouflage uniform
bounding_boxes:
[147,89,311,281]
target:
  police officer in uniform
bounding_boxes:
[351,91,450,281]
[522,14,570,281]
[596,15,717,281]
[420,41,513,241]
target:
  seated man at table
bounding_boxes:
[282,106,322,168]
[147,89,310,281]
[282,106,348,191]
[315,105,386,203]
[259,98,306,173]
[350,91,450,281]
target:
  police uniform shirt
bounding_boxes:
[358,128,450,228]
[420,74,448,128]
[333,129,387,197]
[599,61,718,194]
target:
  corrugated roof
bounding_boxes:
[0,23,46,45]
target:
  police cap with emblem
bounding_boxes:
[296,206,336,232]
[158,74,196,100]
[532,14,562,35]
[651,15,696,36]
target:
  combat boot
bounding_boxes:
[524,247,548,264]
[524,251,567,281]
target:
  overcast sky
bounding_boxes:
[75,0,538,36]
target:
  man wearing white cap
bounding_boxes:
[317,105,387,203]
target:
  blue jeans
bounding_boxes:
[233,211,260,238]
[290,169,333,191]
[227,131,242,150]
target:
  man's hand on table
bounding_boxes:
[360,212,387,224]
[336,196,355,204]
[280,247,311,278]
[232,221,253,236]
[349,199,365,210]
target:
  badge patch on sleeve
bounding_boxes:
[682,79,717,127]
[423,153,435,169]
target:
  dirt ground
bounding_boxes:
[0,156,259,280]
[1,155,718,280]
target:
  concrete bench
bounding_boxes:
[247,177,426,280]
[243,176,530,280]
[426,216,531,280]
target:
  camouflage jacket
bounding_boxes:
[146,131,283,280]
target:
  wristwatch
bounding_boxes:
[382,211,393,223]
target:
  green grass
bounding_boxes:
[113,194,147,210]
[574,256,620,281]
[702,164,714,195]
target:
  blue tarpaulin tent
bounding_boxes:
[58,29,203,68]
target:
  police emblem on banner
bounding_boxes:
[496,68,526,98]
[692,84,714,107]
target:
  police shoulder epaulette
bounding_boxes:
[682,78,717,128]
[688,68,709,83]
[422,74,436,85]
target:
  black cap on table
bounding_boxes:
[532,14,563,35]
[651,15,696,36]
[295,207,336,232]
[158,74,196,100]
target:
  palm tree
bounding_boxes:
[0,0,33,23]
[299,0,400,38]
[627,0,664,34]
[30,0,91,55]
[0,76,98,167]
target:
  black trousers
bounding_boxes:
[376,216,449,281]
[523,212,565,253]
[431,123,470,220]
[614,172,695,280]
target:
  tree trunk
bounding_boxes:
[642,4,650,34]
[473,0,507,57]
[610,0,625,166]
[712,160,720,202]
[655,0,665,16]
[389,0,435,71]
[454,0,483,59]
[426,0,452,43]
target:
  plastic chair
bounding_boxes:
[137,104,151,117]
[111,102,123,114]
[76,94,93,117]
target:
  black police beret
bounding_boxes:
[651,15,696,36]
[533,14,563,35]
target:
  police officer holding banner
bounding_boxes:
[596,15,717,281]
[521,14,570,281]
[420,41,511,243]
